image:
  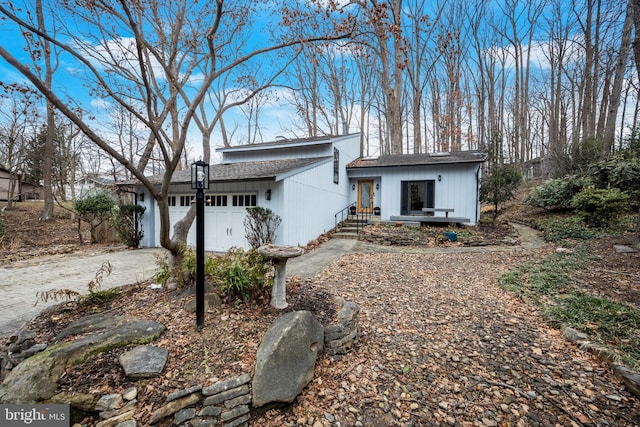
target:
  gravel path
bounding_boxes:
[255,248,640,426]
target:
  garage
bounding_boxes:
[156,192,256,252]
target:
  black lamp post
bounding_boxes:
[191,160,209,329]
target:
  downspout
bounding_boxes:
[475,165,481,224]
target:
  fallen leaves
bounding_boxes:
[252,250,640,426]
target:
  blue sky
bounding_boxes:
[0,1,318,166]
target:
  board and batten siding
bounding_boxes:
[351,162,482,225]
[219,134,360,164]
[278,159,351,247]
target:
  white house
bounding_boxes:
[134,133,486,252]
[346,151,486,224]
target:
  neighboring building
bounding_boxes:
[0,166,42,201]
[133,134,486,252]
[67,175,116,200]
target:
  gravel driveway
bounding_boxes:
[255,247,640,426]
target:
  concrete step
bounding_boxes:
[333,232,359,240]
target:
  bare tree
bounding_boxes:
[0,0,352,271]
[405,1,445,153]
[601,0,634,158]
[0,90,39,208]
[352,0,405,155]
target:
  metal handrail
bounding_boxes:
[334,202,357,228]
[334,203,378,236]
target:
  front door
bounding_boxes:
[357,180,374,213]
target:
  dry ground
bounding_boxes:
[1,200,639,426]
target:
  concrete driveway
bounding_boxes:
[0,248,161,337]
[0,239,359,338]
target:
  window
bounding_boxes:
[333,147,339,184]
[232,194,257,207]
[168,196,176,207]
[180,195,193,207]
[401,180,434,215]
[206,195,228,207]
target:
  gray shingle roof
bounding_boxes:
[346,151,486,169]
[216,133,356,152]
[143,157,331,185]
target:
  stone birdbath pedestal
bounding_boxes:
[258,244,304,309]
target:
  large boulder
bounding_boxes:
[0,314,165,404]
[252,311,324,407]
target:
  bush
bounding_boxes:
[480,163,522,219]
[211,248,272,304]
[590,156,640,209]
[244,207,281,248]
[74,191,115,243]
[571,187,630,227]
[542,216,596,242]
[112,204,146,248]
[525,176,590,210]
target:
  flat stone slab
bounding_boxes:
[614,245,637,253]
[0,314,165,403]
[119,345,168,378]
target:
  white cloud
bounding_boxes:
[90,98,111,109]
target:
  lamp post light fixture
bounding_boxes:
[191,160,209,330]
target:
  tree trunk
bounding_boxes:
[602,0,633,159]
[37,0,54,221]
[631,0,640,249]
[166,202,197,285]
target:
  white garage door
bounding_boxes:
[157,193,256,252]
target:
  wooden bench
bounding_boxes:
[422,207,455,218]
[389,215,470,224]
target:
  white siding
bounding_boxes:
[350,162,482,225]
[138,134,361,250]
[222,144,332,163]
[219,134,359,164]
[278,160,351,246]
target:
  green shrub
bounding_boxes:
[74,191,115,243]
[78,288,121,306]
[542,216,596,241]
[480,163,522,218]
[155,253,171,285]
[570,136,602,174]
[211,248,272,304]
[525,176,590,210]
[571,187,630,227]
[112,204,146,248]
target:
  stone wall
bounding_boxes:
[96,374,252,427]
[94,302,361,426]
[323,301,360,357]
